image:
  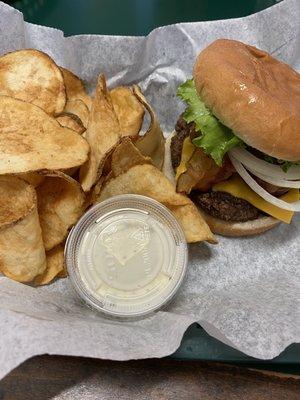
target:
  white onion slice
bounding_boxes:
[246,167,300,188]
[229,147,300,180]
[229,155,300,212]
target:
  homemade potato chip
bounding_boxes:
[133,86,165,170]
[0,96,89,174]
[110,86,144,137]
[83,148,120,208]
[96,164,215,243]
[96,164,188,207]
[100,148,115,177]
[63,167,79,177]
[79,74,121,191]
[111,137,151,177]
[85,176,105,208]
[34,244,65,285]
[57,261,68,278]
[56,112,86,135]
[0,49,66,115]
[170,204,217,244]
[37,171,86,251]
[64,99,89,128]
[60,67,92,109]
[0,176,46,282]
[17,172,45,188]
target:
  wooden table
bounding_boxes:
[1,356,299,399]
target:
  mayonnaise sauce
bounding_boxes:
[65,195,188,318]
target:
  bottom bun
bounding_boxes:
[199,208,280,237]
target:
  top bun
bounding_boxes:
[193,39,300,161]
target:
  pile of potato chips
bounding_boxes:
[0,49,215,286]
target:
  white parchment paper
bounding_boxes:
[0,0,299,379]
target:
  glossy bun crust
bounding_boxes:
[193,39,300,161]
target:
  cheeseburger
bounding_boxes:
[169,39,300,236]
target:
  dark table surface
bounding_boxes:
[1,355,299,400]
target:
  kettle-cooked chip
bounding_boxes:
[111,137,152,177]
[64,99,90,128]
[17,172,45,188]
[133,86,165,170]
[0,176,46,282]
[56,112,86,135]
[34,244,65,285]
[0,49,66,115]
[96,164,188,206]
[79,74,121,191]
[95,163,216,243]
[110,86,144,137]
[0,96,89,174]
[60,67,92,109]
[36,171,86,251]
[170,204,217,244]
[57,262,68,279]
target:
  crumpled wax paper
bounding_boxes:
[0,0,299,380]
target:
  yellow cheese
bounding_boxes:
[212,175,299,224]
[175,137,195,180]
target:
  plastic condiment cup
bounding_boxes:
[65,194,188,319]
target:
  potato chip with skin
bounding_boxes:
[34,244,65,285]
[63,166,79,177]
[0,176,46,282]
[0,96,89,174]
[96,164,189,207]
[101,147,116,177]
[0,49,66,115]
[17,172,45,188]
[133,86,165,170]
[170,204,217,244]
[57,261,68,278]
[86,176,106,208]
[96,164,216,243]
[111,137,152,177]
[60,67,92,109]
[85,144,120,208]
[79,74,121,192]
[37,171,86,251]
[56,112,86,135]
[64,99,90,128]
[110,86,145,137]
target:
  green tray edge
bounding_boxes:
[170,324,300,374]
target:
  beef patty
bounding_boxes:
[195,191,260,222]
[171,114,198,169]
[171,113,287,222]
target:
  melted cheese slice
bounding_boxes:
[212,175,299,223]
[175,137,195,180]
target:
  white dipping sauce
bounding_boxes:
[65,195,188,318]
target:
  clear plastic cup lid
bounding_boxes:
[65,194,188,318]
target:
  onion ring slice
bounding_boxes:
[229,147,300,180]
[246,167,300,189]
[229,154,300,212]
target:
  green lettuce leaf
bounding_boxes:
[263,154,300,172]
[177,79,242,166]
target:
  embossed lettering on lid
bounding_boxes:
[65,194,188,318]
